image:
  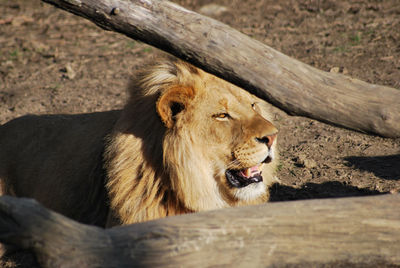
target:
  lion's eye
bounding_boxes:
[214,113,231,121]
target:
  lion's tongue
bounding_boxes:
[239,166,261,179]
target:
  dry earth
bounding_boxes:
[0,0,399,267]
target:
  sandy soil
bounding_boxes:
[0,0,399,267]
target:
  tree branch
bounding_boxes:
[0,195,399,267]
[40,0,400,137]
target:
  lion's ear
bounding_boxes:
[157,86,195,128]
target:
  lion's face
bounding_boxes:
[156,62,278,211]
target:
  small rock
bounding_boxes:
[330,66,349,75]
[296,154,317,169]
[329,67,340,73]
[65,63,76,80]
[303,159,317,169]
[198,4,228,17]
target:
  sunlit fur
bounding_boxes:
[104,59,279,225]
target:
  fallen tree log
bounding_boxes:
[40,0,400,137]
[0,194,399,267]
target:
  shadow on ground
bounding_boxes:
[270,154,400,202]
[269,181,383,202]
[344,154,400,181]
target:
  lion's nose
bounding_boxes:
[256,133,277,148]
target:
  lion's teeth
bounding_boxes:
[240,166,261,178]
[245,168,252,178]
[250,166,262,176]
[239,168,251,178]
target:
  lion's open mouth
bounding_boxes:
[225,154,274,188]
[226,165,263,188]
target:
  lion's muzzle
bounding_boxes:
[227,122,277,188]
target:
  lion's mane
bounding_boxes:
[104,60,278,225]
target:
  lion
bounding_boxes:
[0,59,278,227]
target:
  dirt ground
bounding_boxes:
[0,0,399,267]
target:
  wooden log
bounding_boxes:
[39,0,400,137]
[1,194,400,267]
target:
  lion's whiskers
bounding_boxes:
[226,159,241,169]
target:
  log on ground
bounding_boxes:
[0,194,400,267]
[40,0,400,137]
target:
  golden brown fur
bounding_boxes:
[0,59,278,227]
[104,59,279,225]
